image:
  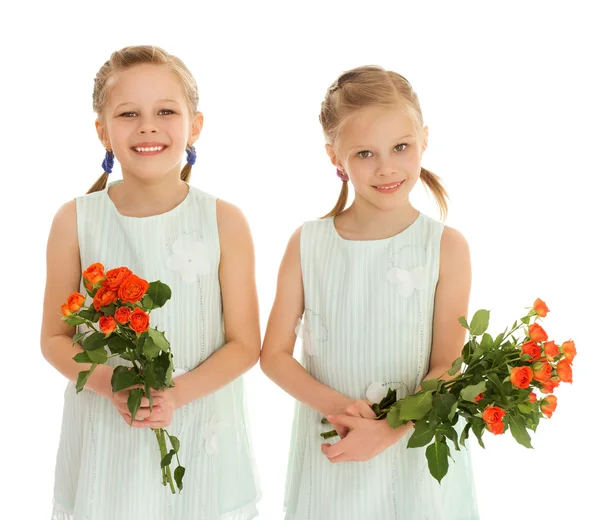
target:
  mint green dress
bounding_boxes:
[285,213,479,520]
[51,181,261,520]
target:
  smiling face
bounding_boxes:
[330,103,428,212]
[96,63,202,181]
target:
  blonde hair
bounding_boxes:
[87,45,200,194]
[319,65,448,220]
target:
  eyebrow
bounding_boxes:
[349,135,415,151]
[113,99,181,110]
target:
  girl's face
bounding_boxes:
[331,104,427,212]
[97,63,202,182]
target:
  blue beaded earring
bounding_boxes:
[102,149,114,174]
[186,145,197,166]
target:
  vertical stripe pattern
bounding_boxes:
[283,214,479,520]
[51,181,260,520]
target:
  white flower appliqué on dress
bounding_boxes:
[387,266,428,297]
[365,381,409,403]
[166,238,210,283]
[204,414,226,456]
[295,316,316,356]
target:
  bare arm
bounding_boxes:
[40,200,113,398]
[421,226,472,385]
[260,227,354,418]
[169,200,261,409]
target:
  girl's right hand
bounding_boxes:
[110,388,164,428]
[332,399,377,437]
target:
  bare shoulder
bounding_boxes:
[216,199,250,234]
[439,225,471,277]
[50,199,78,246]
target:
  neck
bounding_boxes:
[108,168,189,218]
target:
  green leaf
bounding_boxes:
[448,356,463,376]
[438,423,460,451]
[75,364,97,393]
[87,347,108,364]
[460,381,487,402]
[168,434,181,453]
[107,334,134,355]
[398,391,434,421]
[379,388,398,409]
[407,419,435,448]
[420,378,440,393]
[148,328,170,352]
[146,281,172,309]
[100,304,117,316]
[426,441,450,484]
[111,366,142,393]
[471,420,486,449]
[127,388,144,425]
[143,336,161,359]
[459,423,471,447]
[507,414,533,448]
[63,315,87,326]
[72,332,88,345]
[73,351,92,364]
[518,403,533,414]
[386,405,402,429]
[78,309,93,320]
[487,373,506,404]
[141,294,154,310]
[458,316,470,330]
[174,466,185,491]
[83,332,108,351]
[428,408,438,429]
[493,331,505,348]
[481,333,494,350]
[161,449,176,468]
[449,400,459,422]
[433,394,457,421]
[470,309,490,336]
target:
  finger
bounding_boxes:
[144,420,170,428]
[321,439,347,459]
[140,396,163,407]
[329,452,353,463]
[327,415,358,429]
[121,414,150,428]
[356,401,377,419]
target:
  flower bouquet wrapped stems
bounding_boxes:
[321,299,576,483]
[60,263,185,493]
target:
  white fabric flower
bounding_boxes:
[295,316,316,356]
[387,266,428,297]
[365,381,408,403]
[204,414,226,456]
[166,238,211,283]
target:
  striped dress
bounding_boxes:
[284,213,479,520]
[51,181,260,520]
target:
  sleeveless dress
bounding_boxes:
[284,212,479,520]
[51,181,261,520]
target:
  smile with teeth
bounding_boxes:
[134,146,165,152]
[374,181,403,191]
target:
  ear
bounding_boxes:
[95,119,111,150]
[325,144,343,170]
[188,112,204,146]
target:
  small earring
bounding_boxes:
[336,168,349,182]
[102,149,114,174]
[186,145,197,166]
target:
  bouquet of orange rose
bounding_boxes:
[321,299,576,483]
[60,262,185,493]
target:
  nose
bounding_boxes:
[376,156,398,176]
[137,115,159,134]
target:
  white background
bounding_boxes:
[1,1,599,518]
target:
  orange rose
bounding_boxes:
[118,275,149,304]
[103,267,133,290]
[93,286,118,311]
[543,341,559,360]
[488,421,505,435]
[474,393,485,403]
[83,262,105,290]
[61,303,72,316]
[521,341,541,362]
[67,292,85,312]
[115,306,132,324]
[528,392,537,403]
[540,379,560,394]
[482,406,506,426]
[556,359,573,383]
[130,307,149,333]
[529,323,548,343]
[533,361,553,382]
[561,340,577,363]
[510,366,534,389]
[541,395,558,418]
[533,298,549,317]
[99,315,117,335]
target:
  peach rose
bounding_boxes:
[540,379,560,394]
[529,323,548,343]
[533,298,549,317]
[93,286,118,311]
[556,359,573,383]
[61,303,72,316]
[521,341,541,362]
[543,341,559,360]
[115,306,132,324]
[83,263,105,290]
[99,316,117,335]
[130,307,149,334]
[103,267,133,291]
[533,361,553,382]
[67,292,85,312]
[541,395,558,418]
[561,340,577,363]
[118,275,149,304]
[510,366,534,389]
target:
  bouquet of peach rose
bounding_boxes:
[321,299,576,483]
[60,262,185,493]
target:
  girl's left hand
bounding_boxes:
[134,388,178,429]
[321,415,413,463]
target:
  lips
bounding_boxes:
[131,142,168,153]
[373,180,405,193]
